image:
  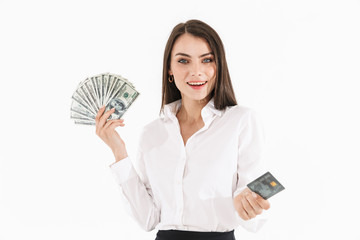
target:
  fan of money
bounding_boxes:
[70,73,140,125]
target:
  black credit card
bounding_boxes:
[247,172,285,200]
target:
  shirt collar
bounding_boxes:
[161,97,223,122]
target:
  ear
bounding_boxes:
[168,69,173,75]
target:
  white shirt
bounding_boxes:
[109,97,268,233]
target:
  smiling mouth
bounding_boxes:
[187,81,207,86]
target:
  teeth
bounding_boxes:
[188,81,206,86]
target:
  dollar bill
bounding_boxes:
[71,99,96,119]
[70,73,139,126]
[74,119,96,125]
[71,91,97,116]
[105,82,140,120]
[77,80,98,114]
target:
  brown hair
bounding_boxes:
[160,19,237,115]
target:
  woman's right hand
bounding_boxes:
[233,187,270,221]
[95,105,128,161]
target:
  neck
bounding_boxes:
[176,95,211,124]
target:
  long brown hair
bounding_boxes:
[160,19,237,115]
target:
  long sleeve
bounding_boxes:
[233,109,269,232]
[109,146,161,231]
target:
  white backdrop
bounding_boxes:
[1,0,359,239]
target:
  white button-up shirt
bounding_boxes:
[109,97,268,233]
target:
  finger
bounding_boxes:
[104,119,125,129]
[241,194,256,219]
[95,105,106,124]
[98,108,116,128]
[256,197,271,210]
[104,119,125,130]
[95,105,107,135]
[108,122,125,131]
[246,192,263,215]
[236,199,250,221]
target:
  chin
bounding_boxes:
[182,93,211,102]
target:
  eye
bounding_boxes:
[203,58,213,63]
[178,59,188,64]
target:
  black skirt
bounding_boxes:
[155,229,236,240]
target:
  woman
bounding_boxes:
[95,19,270,240]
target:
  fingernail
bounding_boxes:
[252,192,257,198]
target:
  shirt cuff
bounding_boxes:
[109,156,133,185]
[234,208,268,233]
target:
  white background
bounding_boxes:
[1,0,359,239]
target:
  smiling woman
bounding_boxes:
[161,19,237,112]
[171,35,215,95]
[96,19,270,240]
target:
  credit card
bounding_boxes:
[247,172,285,200]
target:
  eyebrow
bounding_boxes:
[175,52,214,58]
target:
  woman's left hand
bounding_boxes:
[233,187,270,221]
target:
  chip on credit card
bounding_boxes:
[247,172,285,200]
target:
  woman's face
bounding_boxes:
[169,33,216,102]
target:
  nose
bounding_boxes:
[190,61,202,77]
